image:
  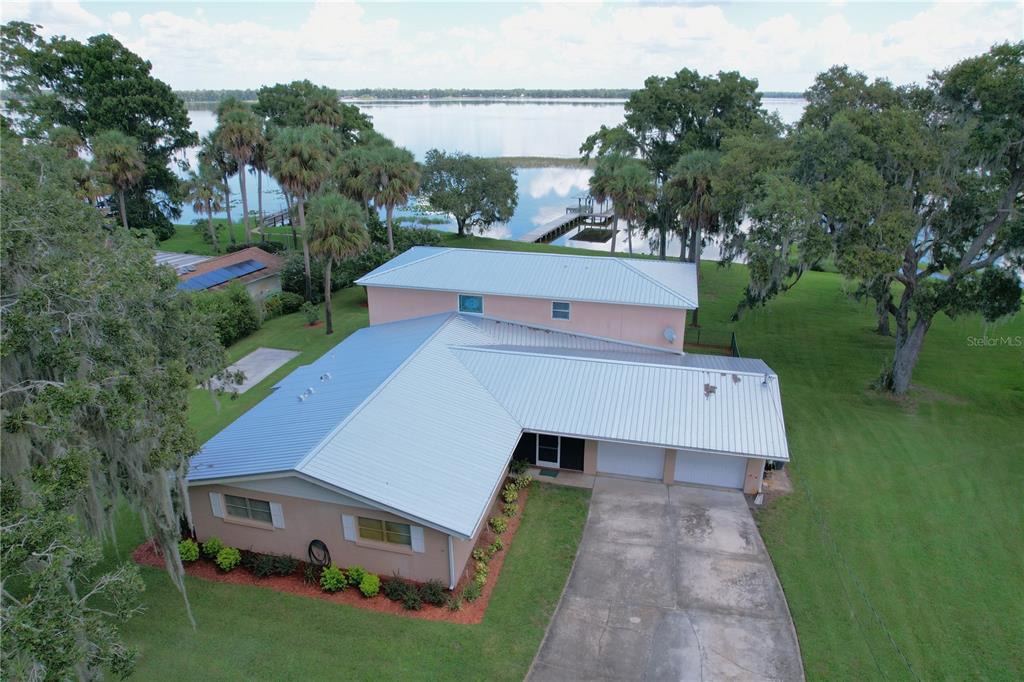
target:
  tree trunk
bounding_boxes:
[689,219,700,264]
[238,162,251,244]
[257,170,264,224]
[223,176,235,245]
[627,219,633,255]
[658,229,666,260]
[118,190,128,230]
[457,218,466,237]
[298,199,312,301]
[284,192,298,249]
[609,213,617,254]
[205,199,219,253]
[386,204,395,252]
[323,259,334,335]
[887,315,931,395]
[876,305,891,336]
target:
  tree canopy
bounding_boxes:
[420,150,517,236]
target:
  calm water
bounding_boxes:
[177,98,805,256]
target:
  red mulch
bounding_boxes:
[132,482,529,624]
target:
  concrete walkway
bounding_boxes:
[208,347,299,394]
[529,477,803,681]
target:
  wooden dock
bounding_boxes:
[519,197,614,244]
[260,208,292,229]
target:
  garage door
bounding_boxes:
[597,441,665,480]
[674,450,748,489]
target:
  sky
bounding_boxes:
[3,1,1022,92]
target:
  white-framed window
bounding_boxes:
[552,301,571,320]
[458,294,484,314]
[224,494,273,523]
[358,516,412,547]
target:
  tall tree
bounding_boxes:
[367,145,421,252]
[306,193,370,334]
[420,150,517,236]
[197,133,238,245]
[48,125,83,159]
[268,126,334,300]
[608,159,655,255]
[256,80,371,137]
[215,108,262,243]
[588,154,628,253]
[184,164,226,253]
[1,134,227,678]
[1,23,197,240]
[91,129,145,231]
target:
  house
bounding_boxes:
[355,246,698,349]
[174,247,283,299]
[155,250,211,275]
[186,249,789,588]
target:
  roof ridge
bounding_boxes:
[357,246,449,283]
[616,258,698,308]
[294,312,456,472]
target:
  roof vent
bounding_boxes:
[297,394,308,402]
[663,326,677,343]
[320,372,332,382]
[703,383,717,398]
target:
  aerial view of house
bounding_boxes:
[173,246,283,298]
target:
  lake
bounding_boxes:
[178,98,805,256]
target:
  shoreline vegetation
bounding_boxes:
[171,88,806,105]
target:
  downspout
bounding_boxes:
[448,535,457,590]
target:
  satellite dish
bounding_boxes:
[663,326,678,343]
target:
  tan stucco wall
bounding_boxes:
[366,286,687,350]
[743,458,767,495]
[663,449,677,484]
[245,274,281,300]
[189,483,478,585]
[583,440,598,474]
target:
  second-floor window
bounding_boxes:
[552,301,571,320]
[459,294,484,314]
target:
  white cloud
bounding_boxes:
[9,0,1021,90]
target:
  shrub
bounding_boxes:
[201,536,223,558]
[247,552,276,578]
[368,214,442,252]
[215,547,241,572]
[471,548,488,563]
[502,484,518,504]
[301,301,320,325]
[513,473,532,490]
[446,594,463,612]
[359,573,381,598]
[332,244,393,289]
[302,563,321,585]
[489,516,508,534]
[272,554,299,576]
[462,582,482,603]
[503,502,518,518]
[178,538,199,562]
[320,565,347,593]
[262,291,304,321]
[192,283,260,347]
[475,561,489,576]
[510,458,529,475]
[489,538,504,554]
[346,565,367,587]
[473,572,487,589]
[401,588,423,611]
[382,577,410,602]
[281,252,348,302]
[419,580,447,606]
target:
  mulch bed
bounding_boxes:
[133,481,529,624]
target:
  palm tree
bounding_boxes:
[304,94,345,129]
[198,133,238,244]
[49,126,84,159]
[268,126,333,301]
[185,164,226,253]
[368,145,420,252]
[249,125,269,225]
[609,160,654,255]
[333,146,376,212]
[216,108,262,243]
[91,129,145,231]
[589,154,628,253]
[306,193,370,334]
[671,149,720,264]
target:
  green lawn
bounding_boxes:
[160,221,296,256]
[146,233,1022,679]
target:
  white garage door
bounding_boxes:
[597,441,665,480]
[674,450,748,489]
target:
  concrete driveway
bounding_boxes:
[528,477,803,681]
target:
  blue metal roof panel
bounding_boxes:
[356,247,698,309]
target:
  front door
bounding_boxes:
[537,434,560,468]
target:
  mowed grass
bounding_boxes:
[160,221,295,256]
[116,482,588,681]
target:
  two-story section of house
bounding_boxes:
[356,246,698,351]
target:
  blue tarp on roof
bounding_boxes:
[178,259,266,291]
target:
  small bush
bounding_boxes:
[320,565,347,593]
[302,563,321,585]
[501,484,518,504]
[346,565,367,587]
[473,571,487,589]
[419,580,447,606]
[446,594,463,612]
[201,536,223,558]
[401,588,423,611]
[489,516,508,534]
[382,577,410,602]
[272,554,299,576]
[359,573,381,598]
[192,283,260,347]
[178,538,199,562]
[513,473,532,490]
[489,538,504,554]
[475,561,489,576]
[471,548,488,563]
[215,547,241,572]
[248,552,277,578]
[462,582,482,603]
[509,458,529,475]
[262,291,304,320]
[503,502,518,518]
[301,301,320,325]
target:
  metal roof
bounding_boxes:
[189,313,788,538]
[155,250,210,275]
[356,247,699,309]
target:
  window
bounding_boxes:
[552,301,571,320]
[358,517,412,546]
[224,494,273,523]
[458,294,483,314]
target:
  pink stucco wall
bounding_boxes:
[366,286,687,350]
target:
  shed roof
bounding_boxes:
[177,247,282,291]
[189,313,788,538]
[356,247,699,309]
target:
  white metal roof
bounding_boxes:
[356,247,699,309]
[189,313,788,538]
[154,250,211,275]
